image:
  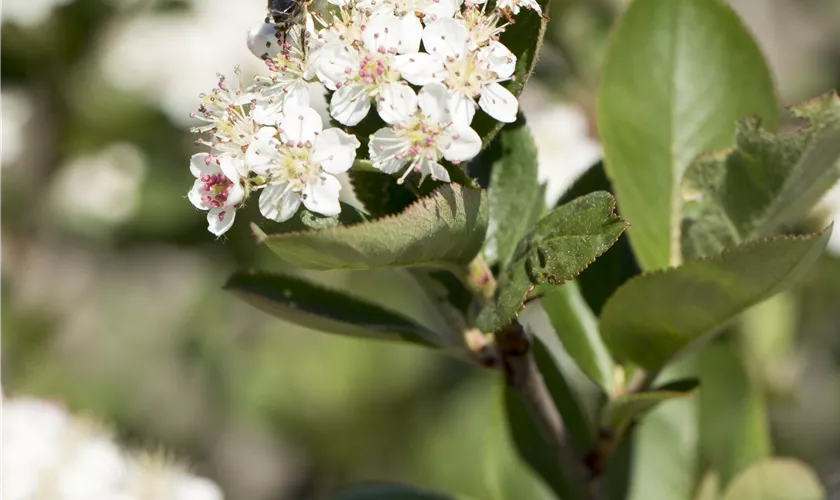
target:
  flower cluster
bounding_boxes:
[188,0,540,235]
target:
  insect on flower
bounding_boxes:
[267,0,308,30]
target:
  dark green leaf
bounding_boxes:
[722,459,825,500]
[225,272,444,346]
[682,91,840,259]
[600,228,831,371]
[485,118,541,268]
[541,282,615,393]
[472,0,550,148]
[477,192,628,333]
[601,378,699,445]
[258,184,489,271]
[598,0,778,270]
[348,169,441,218]
[332,484,475,500]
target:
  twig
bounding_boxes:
[497,321,606,500]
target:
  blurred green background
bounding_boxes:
[2,0,840,498]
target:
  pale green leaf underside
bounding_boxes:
[598,0,778,270]
[600,228,831,371]
[682,91,840,259]
[541,282,615,393]
[258,184,488,271]
[602,378,699,443]
[225,272,443,346]
[722,459,825,500]
[477,192,628,333]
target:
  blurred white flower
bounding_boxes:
[1,89,33,166]
[100,0,265,125]
[815,181,840,256]
[2,0,74,27]
[519,88,601,206]
[369,83,481,184]
[246,107,360,221]
[49,142,147,226]
[2,396,224,500]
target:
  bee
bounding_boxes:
[267,0,307,31]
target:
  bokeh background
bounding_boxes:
[2,0,840,498]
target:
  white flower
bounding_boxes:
[471,0,541,15]
[2,395,224,500]
[422,18,518,125]
[369,83,481,184]
[248,19,320,123]
[245,107,360,221]
[317,13,434,126]
[188,153,246,236]
[456,5,509,50]
[191,70,267,159]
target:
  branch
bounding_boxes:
[497,321,606,500]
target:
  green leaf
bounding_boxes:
[601,378,699,445]
[722,459,825,500]
[258,184,489,271]
[251,203,367,237]
[541,282,615,393]
[557,161,643,315]
[600,228,831,371]
[477,192,628,333]
[225,271,445,346]
[348,169,444,218]
[598,0,778,270]
[332,484,476,500]
[682,91,840,259]
[471,0,550,148]
[484,119,541,269]
[693,339,771,485]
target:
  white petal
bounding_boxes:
[218,156,246,181]
[363,14,405,53]
[207,207,236,236]
[259,182,301,222]
[393,53,445,86]
[422,18,469,60]
[427,160,451,182]
[283,81,311,110]
[189,153,215,178]
[376,82,418,125]
[245,129,280,175]
[448,91,477,127]
[443,126,481,162]
[247,23,279,59]
[479,82,518,123]
[279,107,323,144]
[189,179,210,210]
[329,83,371,126]
[226,182,246,206]
[313,128,361,174]
[369,127,408,174]
[252,100,284,126]
[303,174,342,216]
[481,41,517,80]
[424,0,459,20]
[316,44,359,90]
[418,83,453,125]
[397,16,423,54]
